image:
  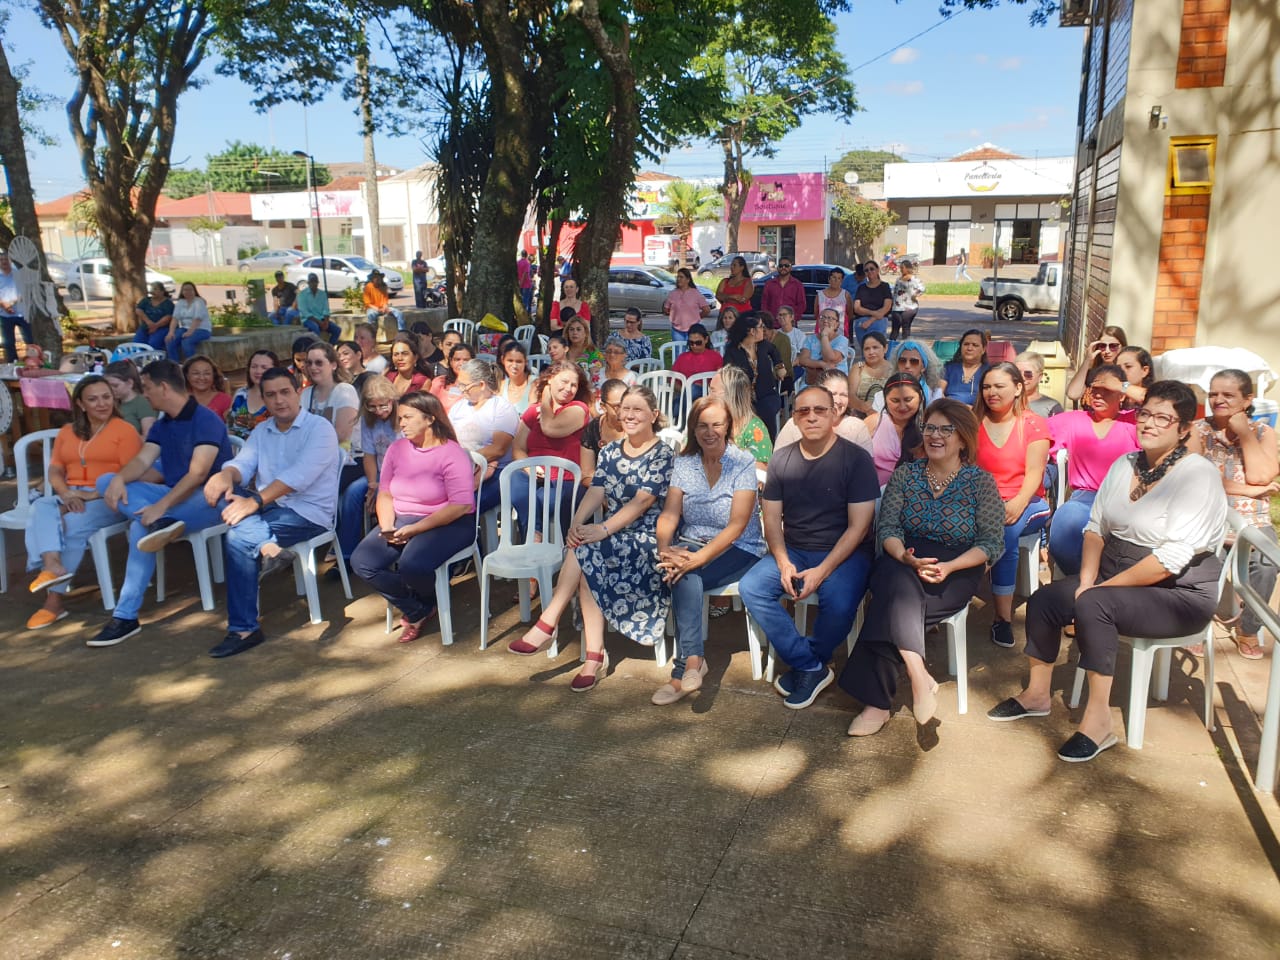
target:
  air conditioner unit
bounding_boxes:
[1060,0,1091,27]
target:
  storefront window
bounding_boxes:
[758,226,779,257]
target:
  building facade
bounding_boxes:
[733,172,828,264]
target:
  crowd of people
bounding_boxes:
[17,307,1278,766]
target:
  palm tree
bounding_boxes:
[654,181,721,255]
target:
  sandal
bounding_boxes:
[570,649,609,692]
[398,613,432,644]
[1233,634,1265,661]
[508,618,557,655]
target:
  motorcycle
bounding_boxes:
[881,250,899,275]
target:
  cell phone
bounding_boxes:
[379,528,396,539]
[791,576,806,593]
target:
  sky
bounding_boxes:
[9,0,1085,203]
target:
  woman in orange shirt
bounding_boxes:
[24,376,143,629]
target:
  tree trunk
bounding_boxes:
[356,31,382,264]
[720,132,751,252]
[537,218,562,333]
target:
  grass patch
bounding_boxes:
[168,268,256,285]
[925,282,980,296]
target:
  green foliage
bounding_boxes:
[162,169,208,199]
[203,141,330,193]
[653,182,722,242]
[342,286,364,313]
[830,149,905,185]
[830,185,897,253]
[188,216,226,237]
[67,195,100,237]
[936,0,1059,26]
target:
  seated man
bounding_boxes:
[202,367,340,658]
[362,270,404,332]
[269,271,300,325]
[88,359,234,647]
[739,385,879,708]
[296,272,339,343]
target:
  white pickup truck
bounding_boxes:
[975,262,1062,322]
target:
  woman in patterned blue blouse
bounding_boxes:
[839,398,1005,738]
[651,396,766,704]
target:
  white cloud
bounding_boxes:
[890,47,919,65]
[973,54,989,65]
[885,80,925,96]
[998,56,1023,71]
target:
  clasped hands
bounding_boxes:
[567,522,609,549]
[902,547,950,585]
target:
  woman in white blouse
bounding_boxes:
[166,281,212,361]
[300,342,361,484]
[988,380,1227,763]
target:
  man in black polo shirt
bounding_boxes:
[740,384,879,708]
[270,271,299,325]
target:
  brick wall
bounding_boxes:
[1176,0,1231,88]
[1152,193,1210,352]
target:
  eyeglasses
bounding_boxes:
[1020,370,1037,380]
[688,339,707,347]
[305,358,329,366]
[779,263,792,269]
[922,423,957,436]
[1136,409,1179,428]
[1099,342,1121,351]
[459,380,484,393]
[793,405,831,417]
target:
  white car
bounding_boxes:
[65,258,176,301]
[285,256,404,296]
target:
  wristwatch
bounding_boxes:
[250,491,265,509]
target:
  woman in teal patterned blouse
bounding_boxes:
[839,398,1004,738]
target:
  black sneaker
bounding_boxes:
[86,617,141,647]
[773,671,798,697]
[258,548,296,581]
[137,519,186,553]
[991,620,1015,648]
[783,667,834,710]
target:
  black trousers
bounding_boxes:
[1025,537,1221,676]
[890,308,918,341]
[839,539,982,710]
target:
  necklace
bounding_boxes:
[78,421,108,466]
[1130,444,1187,500]
[925,463,961,494]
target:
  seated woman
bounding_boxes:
[710,306,738,355]
[652,395,765,704]
[508,385,675,691]
[24,376,143,628]
[876,340,945,411]
[350,392,477,645]
[795,308,850,387]
[132,282,173,350]
[847,330,892,418]
[103,360,155,436]
[840,399,1004,736]
[1015,351,1064,419]
[338,375,400,559]
[546,333,570,366]
[974,361,1052,648]
[1046,364,1137,575]
[228,350,279,439]
[1064,324,1126,404]
[430,342,475,413]
[776,368,872,455]
[166,281,212,362]
[598,335,638,389]
[1190,368,1279,660]
[451,358,519,515]
[863,371,925,488]
[580,379,627,486]
[386,332,431,395]
[510,361,592,540]
[723,312,785,438]
[619,307,653,362]
[498,342,535,414]
[301,342,362,486]
[709,365,772,471]
[564,316,601,373]
[989,381,1229,763]
[183,355,232,420]
[336,339,372,398]
[941,329,989,406]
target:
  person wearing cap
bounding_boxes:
[296,272,339,344]
[363,269,404,332]
[269,271,300,325]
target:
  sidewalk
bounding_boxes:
[1,556,1278,959]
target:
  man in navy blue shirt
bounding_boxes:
[88,359,232,647]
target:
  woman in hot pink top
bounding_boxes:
[350,392,477,644]
[1048,363,1138,575]
[975,361,1053,649]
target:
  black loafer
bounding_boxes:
[1057,731,1118,763]
[209,629,265,659]
[987,697,1051,722]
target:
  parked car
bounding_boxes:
[607,266,716,315]
[748,263,856,319]
[975,262,1062,322]
[695,250,776,283]
[285,256,404,296]
[237,248,306,273]
[64,258,176,301]
[44,253,73,286]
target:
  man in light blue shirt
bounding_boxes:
[202,367,339,658]
[296,273,339,344]
[0,250,32,364]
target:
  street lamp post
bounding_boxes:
[292,150,328,298]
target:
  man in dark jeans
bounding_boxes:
[739,384,879,709]
[270,271,299,325]
[411,250,429,308]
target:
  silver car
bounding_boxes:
[237,248,305,273]
[607,266,716,315]
[65,258,176,301]
[285,255,404,296]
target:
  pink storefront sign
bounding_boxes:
[738,173,826,222]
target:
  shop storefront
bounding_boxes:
[734,173,828,263]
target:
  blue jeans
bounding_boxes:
[350,514,475,623]
[223,501,326,633]
[366,307,404,331]
[670,545,759,679]
[338,474,370,558]
[133,327,168,350]
[166,327,211,361]
[509,469,578,539]
[739,544,874,673]
[94,474,226,621]
[669,328,689,343]
[413,277,428,309]
[2,314,31,363]
[303,319,341,344]
[25,493,122,594]
[270,307,300,325]
[521,287,533,313]
[992,497,1051,596]
[1047,489,1096,576]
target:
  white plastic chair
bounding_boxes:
[1055,447,1070,507]
[0,429,59,594]
[1068,539,1237,749]
[382,450,485,644]
[638,370,687,432]
[86,518,131,610]
[1234,521,1280,791]
[444,318,475,344]
[513,324,536,351]
[477,456,582,654]
[657,426,684,452]
[1017,531,1042,598]
[627,358,661,375]
[682,371,717,426]
[537,334,550,354]
[526,353,552,374]
[658,341,687,369]
[110,343,157,362]
[286,454,356,625]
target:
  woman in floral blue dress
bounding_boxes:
[509,384,674,690]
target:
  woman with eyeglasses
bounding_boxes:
[710,366,773,471]
[618,307,653,361]
[301,342,362,488]
[795,308,850,387]
[1116,346,1155,410]
[942,329,989,406]
[430,342,474,413]
[1046,364,1138,575]
[182,355,232,420]
[723,313,786,438]
[1015,351,1064,419]
[1064,324,1127,403]
[879,340,944,409]
[580,379,628,487]
[974,361,1053,648]
[714,255,754,317]
[598,335,638,389]
[990,381,1228,763]
[852,260,894,340]
[1189,368,1279,660]
[672,324,724,380]
[864,371,926,487]
[840,400,1003,737]
[662,268,711,343]
[451,358,519,514]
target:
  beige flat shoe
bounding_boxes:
[651,681,691,705]
[848,710,889,737]
[913,679,939,725]
[680,660,709,693]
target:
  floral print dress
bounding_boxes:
[574,438,674,646]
